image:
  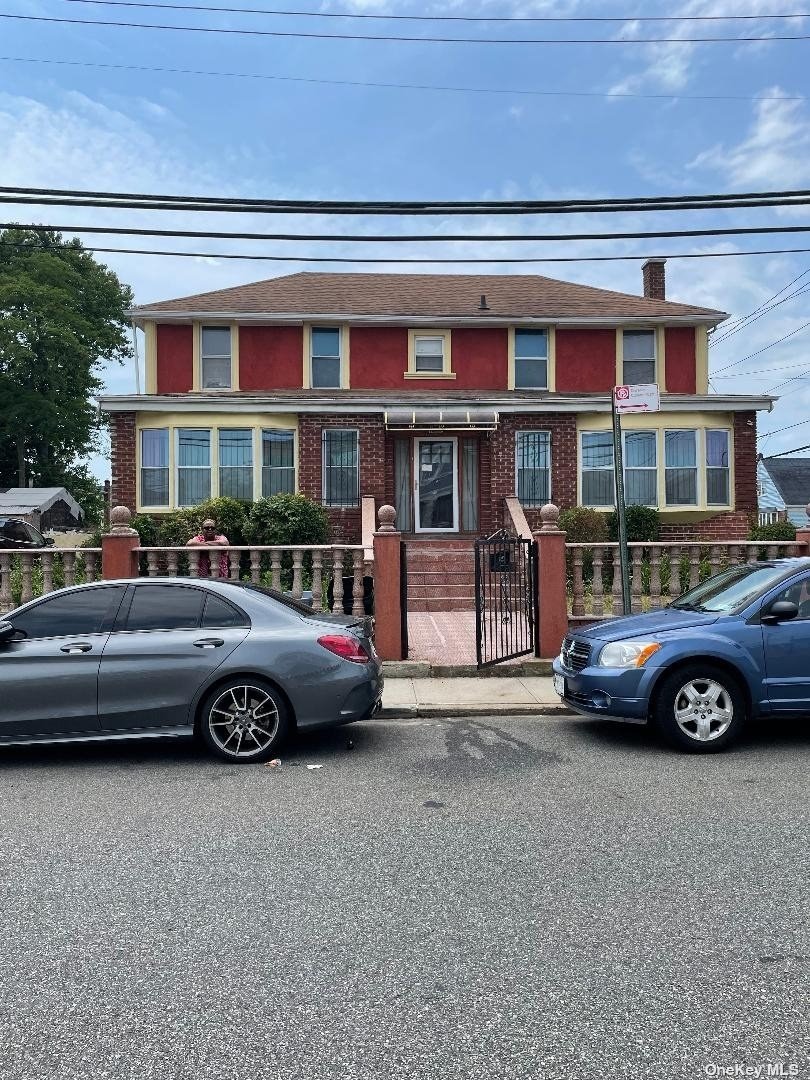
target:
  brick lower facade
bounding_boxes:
[110,411,136,512]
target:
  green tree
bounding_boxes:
[0,227,133,489]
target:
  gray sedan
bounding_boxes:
[0,578,383,762]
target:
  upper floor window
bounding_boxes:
[141,428,169,507]
[201,326,232,389]
[706,429,730,506]
[665,430,698,506]
[323,429,359,507]
[177,429,211,507]
[262,429,295,496]
[514,330,548,390]
[581,431,615,507]
[516,431,551,506]
[218,429,253,501]
[311,328,341,389]
[407,330,453,378]
[622,329,656,386]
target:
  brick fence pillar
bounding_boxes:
[102,506,140,580]
[372,504,404,661]
[534,502,568,660]
[796,503,810,554]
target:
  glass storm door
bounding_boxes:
[414,439,458,532]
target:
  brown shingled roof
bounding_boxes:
[132,271,725,320]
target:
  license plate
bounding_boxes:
[553,674,565,697]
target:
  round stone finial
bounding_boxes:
[377,504,397,532]
[539,502,561,532]
[109,505,136,535]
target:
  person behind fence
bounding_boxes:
[186,518,230,578]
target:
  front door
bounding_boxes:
[414,439,458,532]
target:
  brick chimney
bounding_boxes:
[642,258,666,300]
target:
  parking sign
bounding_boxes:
[613,383,660,414]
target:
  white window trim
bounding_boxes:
[406,329,455,379]
[515,430,552,507]
[306,325,347,390]
[706,427,732,508]
[623,430,658,508]
[261,427,297,498]
[217,427,254,502]
[619,327,659,388]
[322,428,360,508]
[512,330,550,391]
[198,324,238,391]
[175,428,212,508]
[579,430,616,509]
[139,427,171,510]
[664,428,700,508]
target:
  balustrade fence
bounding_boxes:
[0,545,370,616]
[567,540,805,619]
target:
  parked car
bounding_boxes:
[553,558,810,752]
[0,518,53,550]
[0,578,383,762]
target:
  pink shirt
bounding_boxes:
[190,534,230,578]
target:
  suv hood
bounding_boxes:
[578,607,721,642]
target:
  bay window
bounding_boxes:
[706,429,730,505]
[581,431,615,507]
[624,431,657,506]
[262,430,295,496]
[218,429,253,501]
[665,430,698,506]
[177,429,211,506]
[140,428,169,507]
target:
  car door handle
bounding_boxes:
[60,642,93,654]
[193,638,225,649]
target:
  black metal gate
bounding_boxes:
[474,530,538,668]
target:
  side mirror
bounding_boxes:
[44,537,54,547]
[0,621,16,644]
[762,600,799,625]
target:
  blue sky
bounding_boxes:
[1,0,809,477]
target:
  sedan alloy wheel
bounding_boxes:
[203,681,286,761]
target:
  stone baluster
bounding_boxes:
[688,546,700,590]
[20,554,33,604]
[84,551,98,583]
[332,549,344,613]
[631,547,643,614]
[0,553,11,612]
[167,550,179,576]
[352,550,365,617]
[766,544,778,560]
[669,545,681,598]
[188,549,200,578]
[746,543,758,565]
[147,550,159,577]
[228,550,239,580]
[41,551,54,596]
[270,551,283,591]
[649,546,662,610]
[63,552,76,588]
[591,545,604,617]
[611,547,622,617]
[249,549,261,585]
[311,550,324,612]
[292,548,304,599]
[709,544,721,577]
[571,548,585,617]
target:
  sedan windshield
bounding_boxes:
[671,563,798,615]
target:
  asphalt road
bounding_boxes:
[1,713,809,1080]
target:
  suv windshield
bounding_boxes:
[671,563,798,615]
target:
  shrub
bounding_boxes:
[607,505,661,543]
[750,520,797,542]
[559,507,609,544]
[244,494,329,547]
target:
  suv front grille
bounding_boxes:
[561,637,591,672]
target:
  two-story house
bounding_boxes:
[100,262,771,544]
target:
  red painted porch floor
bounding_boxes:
[406,612,526,667]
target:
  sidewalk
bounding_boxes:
[379,676,571,718]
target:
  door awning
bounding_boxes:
[384,407,498,431]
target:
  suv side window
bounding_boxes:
[5,521,29,543]
[24,524,46,546]
[125,585,205,632]
[771,575,810,620]
[11,586,127,639]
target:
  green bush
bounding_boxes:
[244,494,329,547]
[749,520,797,542]
[607,505,661,543]
[559,507,609,544]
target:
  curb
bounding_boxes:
[382,660,555,679]
[377,704,574,719]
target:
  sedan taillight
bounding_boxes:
[317,634,371,664]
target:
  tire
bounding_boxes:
[198,677,290,763]
[652,663,746,753]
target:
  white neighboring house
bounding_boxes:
[757,457,810,527]
[0,487,84,532]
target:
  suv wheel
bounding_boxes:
[199,678,289,763]
[653,664,746,753]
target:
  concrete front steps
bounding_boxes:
[404,537,477,611]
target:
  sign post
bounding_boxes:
[612,383,660,616]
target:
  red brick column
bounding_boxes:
[372,504,404,661]
[110,411,137,511]
[796,505,810,554]
[734,412,758,519]
[534,502,568,659]
[102,506,139,580]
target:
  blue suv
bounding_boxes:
[552,558,810,752]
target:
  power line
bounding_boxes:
[759,416,810,440]
[710,281,810,347]
[4,186,810,216]
[713,320,810,375]
[2,54,807,103]
[4,12,810,44]
[711,269,810,344]
[5,239,810,265]
[712,361,810,378]
[61,1,810,24]
[766,366,810,392]
[765,442,810,457]
[7,220,810,244]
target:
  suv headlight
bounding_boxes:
[598,640,661,668]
